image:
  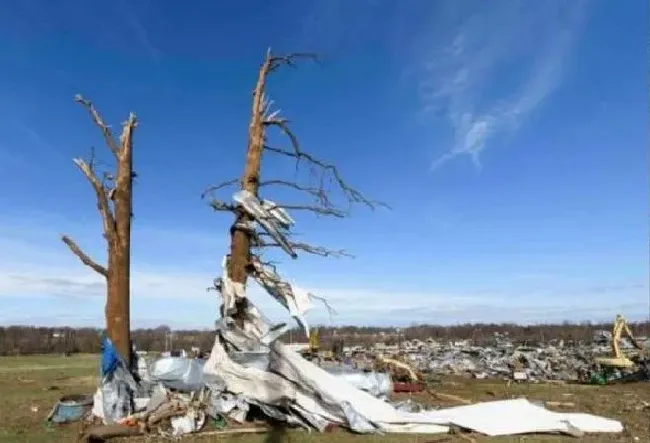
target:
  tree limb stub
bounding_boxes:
[118,112,138,160]
[61,235,108,277]
[258,240,353,258]
[202,179,239,200]
[74,95,120,158]
[72,158,116,241]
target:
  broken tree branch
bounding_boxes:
[275,203,346,218]
[74,94,120,158]
[201,178,240,199]
[209,200,238,213]
[309,293,338,318]
[257,240,353,258]
[118,112,137,159]
[258,179,333,207]
[264,142,389,215]
[72,158,116,241]
[60,235,108,277]
[255,256,281,274]
[267,51,319,73]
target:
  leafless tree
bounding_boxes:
[204,50,388,321]
[60,95,137,361]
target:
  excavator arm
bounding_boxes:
[595,314,646,369]
[622,321,647,353]
[376,357,420,382]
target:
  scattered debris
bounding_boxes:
[49,50,634,441]
[397,332,650,383]
[48,174,630,440]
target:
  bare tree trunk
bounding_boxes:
[109,121,134,361]
[205,50,387,328]
[62,96,137,362]
[228,56,272,288]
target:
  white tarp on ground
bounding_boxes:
[204,334,624,436]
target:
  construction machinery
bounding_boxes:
[300,328,320,360]
[374,356,420,382]
[299,328,333,361]
[594,314,648,369]
[373,354,425,392]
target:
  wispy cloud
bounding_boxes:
[418,1,588,168]
[0,211,645,328]
[115,0,163,64]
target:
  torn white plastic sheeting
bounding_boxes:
[170,409,206,436]
[270,340,437,432]
[219,256,246,316]
[250,258,313,336]
[324,367,393,399]
[204,334,298,405]
[261,198,295,228]
[268,341,624,435]
[233,189,296,258]
[149,357,205,392]
[204,333,344,429]
[286,284,313,336]
[409,399,624,436]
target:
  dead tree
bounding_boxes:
[61,95,137,362]
[204,50,388,320]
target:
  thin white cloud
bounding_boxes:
[0,212,646,328]
[418,1,587,168]
[115,0,163,63]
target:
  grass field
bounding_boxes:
[0,354,648,443]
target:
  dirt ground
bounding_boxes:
[0,354,648,443]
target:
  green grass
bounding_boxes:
[0,354,648,443]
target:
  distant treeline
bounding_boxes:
[0,321,648,356]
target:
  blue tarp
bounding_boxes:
[100,335,122,377]
[99,336,139,424]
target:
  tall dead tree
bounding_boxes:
[205,50,387,320]
[61,95,137,362]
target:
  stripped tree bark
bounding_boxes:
[205,49,388,321]
[61,95,137,361]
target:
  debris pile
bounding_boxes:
[55,196,626,441]
[417,343,597,381]
[402,334,650,383]
[71,267,625,440]
[73,328,624,441]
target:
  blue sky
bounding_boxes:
[0,0,647,329]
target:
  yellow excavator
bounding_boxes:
[300,328,320,360]
[373,355,421,383]
[594,314,648,369]
[301,328,334,361]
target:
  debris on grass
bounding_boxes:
[55,255,626,441]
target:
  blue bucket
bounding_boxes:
[46,394,94,424]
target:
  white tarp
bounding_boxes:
[411,399,623,436]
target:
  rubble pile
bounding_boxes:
[404,334,650,382]
[416,342,601,381]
